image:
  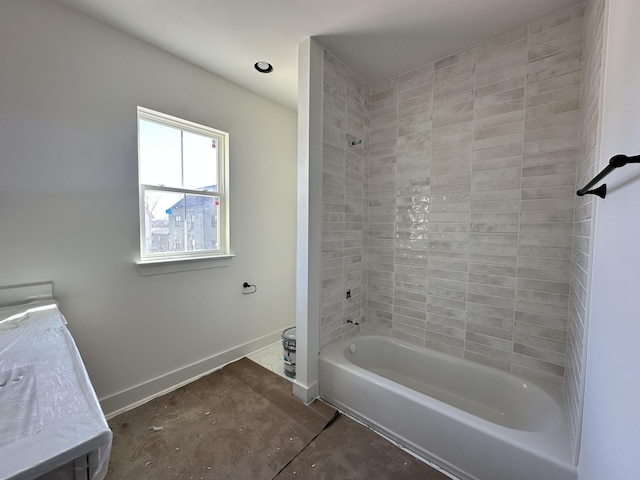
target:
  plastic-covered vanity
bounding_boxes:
[0,282,111,480]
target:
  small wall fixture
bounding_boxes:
[242,282,257,295]
[254,62,273,73]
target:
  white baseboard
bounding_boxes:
[292,379,319,404]
[101,328,283,419]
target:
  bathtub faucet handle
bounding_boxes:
[346,319,360,326]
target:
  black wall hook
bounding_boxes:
[242,282,257,295]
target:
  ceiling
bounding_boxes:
[56,0,580,112]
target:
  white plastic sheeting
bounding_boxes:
[0,301,112,480]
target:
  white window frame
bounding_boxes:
[136,106,231,269]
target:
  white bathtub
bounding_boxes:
[319,335,576,480]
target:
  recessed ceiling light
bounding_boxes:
[254,61,273,73]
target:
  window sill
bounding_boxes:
[136,254,235,276]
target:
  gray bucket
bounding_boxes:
[281,327,296,379]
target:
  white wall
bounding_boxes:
[294,38,324,404]
[579,0,640,478]
[0,0,297,414]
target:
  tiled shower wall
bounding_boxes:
[320,4,588,386]
[365,4,585,384]
[320,52,370,348]
[567,0,604,457]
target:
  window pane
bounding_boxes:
[137,107,229,262]
[185,195,219,251]
[183,131,218,192]
[139,119,182,187]
[144,190,184,254]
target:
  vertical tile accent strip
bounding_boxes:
[344,69,369,336]
[428,48,475,356]
[394,64,433,347]
[468,27,527,370]
[568,0,605,461]
[367,78,398,336]
[321,50,347,347]
[513,3,585,383]
[321,50,370,348]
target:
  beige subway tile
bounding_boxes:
[472,156,522,173]
[528,3,585,37]
[465,340,512,362]
[464,350,511,371]
[398,81,434,102]
[477,25,528,56]
[473,132,524,152]
[515,320,566,342]
[472,190,520,207]
[425,320,466,340]
[526,48,582,84]
[529,15,584,49]
[517,289,569,308]
[468,281,516,299]
[399,63,435,89]
[526,84,581,109]
[516,299,568,321]
[476,75,525,99]
[475,98,525,122]
[511,352,564,377]
[432,131,473,149]
[466,317,513,338]
[477,38,527,67]
[476,64,526,88]
[475,51,527,78]
[474,87,525,110]
[427,312,466,333]
[515,310,566,330]
[521,185,575,200]
[434,47,475,73]
[471,178,521,193]
[525,124,579,144]
[522,160,576,177]
[526,70,581,96]
[514,342,566,366]
[524,110,579,131]
[434,75,475,100]
[528,32,583,63]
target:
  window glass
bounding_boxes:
[143,190,182,254]
[185,195,219,251]
[183,131,218,191]
[138,119,182,188]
